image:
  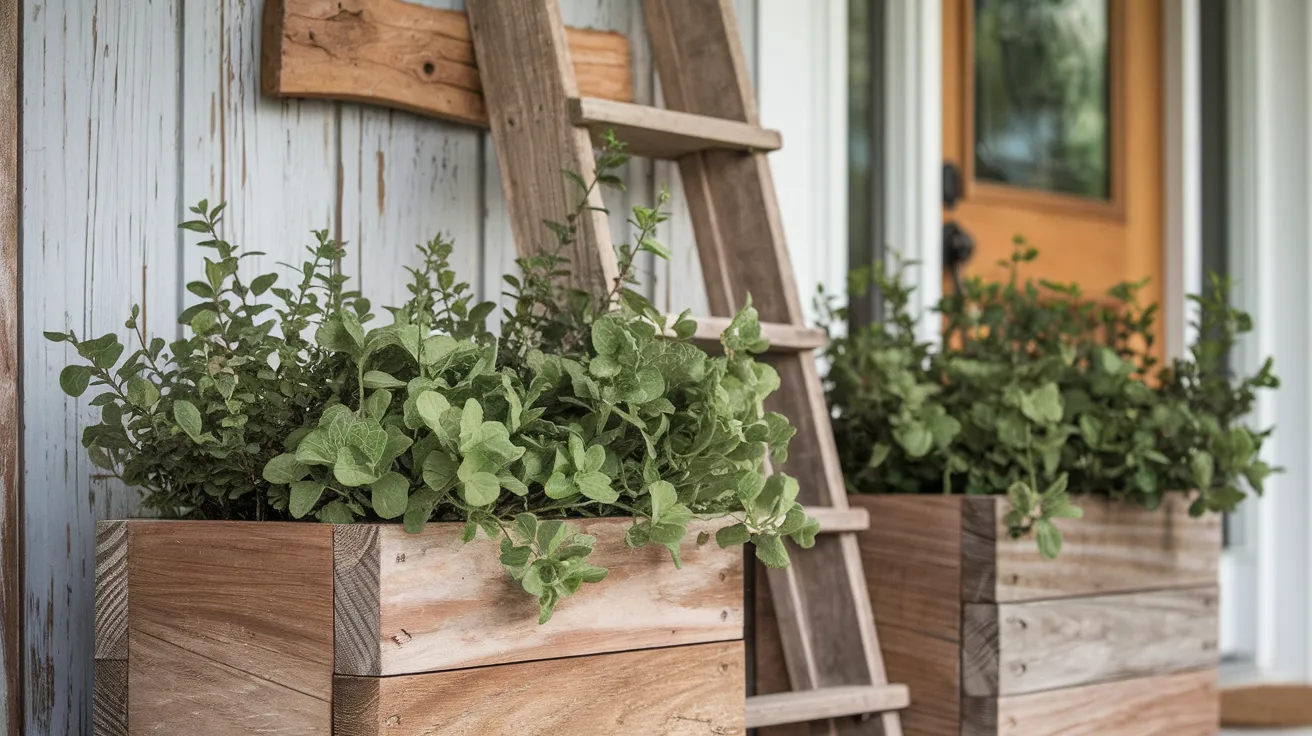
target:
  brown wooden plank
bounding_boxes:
[465,0,616,296]
[1222,684,1312,728]
[336,519,742,676]
[569,97,781,159]
[333,526,381,678]
[128,521,335,733]
[747,685,909,730]
[93,659,128,736]
[963,587,1219,697]
[95,520,129,661]
[333,641,745,736]
[261,0,634,127]
[964,668,1219,736]
[129,631,329,736]
[0,0,20,731]
[969,494,1221,603]
[878,626,961,736]
[752,564,808,736]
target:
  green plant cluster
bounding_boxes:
[820,242,1278,558]
[50,136,816,622]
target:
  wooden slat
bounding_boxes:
[465,0,616,296]
[261,0,634,127]
[747,685,910,730]
[333,526,381,678]
[876,626,961,736]
[337,519,743,676]
[1222,684,1312,728]
[964,668,1219,735]
[688,316,828,353]
[94,520,129,661]
[333,641,745,736]
[128,522,335,734]
[570,97,781,159]
[807,506,870,533]
[92,659,128,736]
[963,586,1219,697]
[0,0,20,730]
[968,493,1221,603]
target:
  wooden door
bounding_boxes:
[942,0,1163,315]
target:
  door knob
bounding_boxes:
[943,220,974,295]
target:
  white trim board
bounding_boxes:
[1225,0,1312,683]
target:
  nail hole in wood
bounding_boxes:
[423,61,435,75]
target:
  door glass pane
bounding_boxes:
[973,0,1111,199]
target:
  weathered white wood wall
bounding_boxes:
[18,0,757,732]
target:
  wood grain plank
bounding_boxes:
[128,522,335,718]
[92,660,127,736]
[747,685,909,730]
[333,526,380,678]
[877,625,961,736]
[964,668,1219,736]
[340,519,742,676]
[466,0,617,296]
[94,521,129,661]
[1221,684,1312,728]
[963,587,1219,697]
[129,630,329,736]
[570,97,781,159]
[0,1,19,731]
[263,0,634,126]
[334,641,745,736]
[979,494,1221,603]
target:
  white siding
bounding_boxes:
[18,1,760,731]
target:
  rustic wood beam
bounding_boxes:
[261,0,634,127]
[0,0,22,733]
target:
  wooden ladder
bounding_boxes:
[466,1,908,732]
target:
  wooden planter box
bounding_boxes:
[92,518,745,735]
[853,493,1221,736]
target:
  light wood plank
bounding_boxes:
[570,97,781,159]
[688,316,828,353]
[95,520,129,661]
[337,519,743,676]
[333,641,745,736]
[466,0,617,296]
[262,0,634,127]
[981,494,1221,603]
[129,630,329,736]
[807,507,870,534]
[963,587,1219,697]
[965,668,1219,736]
[747,685,909,730]
[93,659,128,736]
[128,522,335,722]
[0,2,18,729]
[876,626,961,736]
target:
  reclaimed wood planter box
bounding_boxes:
[92,518,745,735]
[853,493,1221,736]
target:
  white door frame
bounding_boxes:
[1224,0,1312,683]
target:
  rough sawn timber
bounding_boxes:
[262,0,635,126]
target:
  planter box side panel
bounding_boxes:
[333,641,746,736]
[985,493,1221,603]
[963,668,1219,736]
[127,521,335,735]
[344,518,744,676]
[852,494,967,736]
[964,587,1219,698]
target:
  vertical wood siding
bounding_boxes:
[16,0,756,732]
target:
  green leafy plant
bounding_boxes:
[820,242,1278,559]
[51,134,816,622]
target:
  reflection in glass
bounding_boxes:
[974,0,1110,200]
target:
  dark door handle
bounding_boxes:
[943,220,974,295]
[943,162,964,211]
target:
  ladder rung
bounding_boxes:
[746,685,911,729]
[807,506,869,533]
[687,316,827,353]
[569,97,782,159]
